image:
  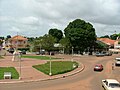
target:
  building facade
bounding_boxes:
[8,35,28,49]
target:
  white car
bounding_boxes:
[115,58,120,66]
[102,79,120,90]
[95,52,105,57]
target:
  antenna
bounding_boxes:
[115,30,116,34]
[16,32,18,51]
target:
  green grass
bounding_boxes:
[33,61,79,75]
[0,67,19,79]
[0,56,3,59]
[22,55,60,60]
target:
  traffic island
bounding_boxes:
[32,61,79,76]
[0,67,19,80]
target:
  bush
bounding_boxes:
[18,48,29,51]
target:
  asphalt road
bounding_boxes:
[0,54,119,90]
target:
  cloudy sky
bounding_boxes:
[0,0,120,37]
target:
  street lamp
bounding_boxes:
[63,46,64,55]
[88,47,90,55]
[0,46,1,56]
[72,46,74,62]
[71,47,76,68]
[19,52,22,79]
[39,43,41,55]
[49,52,52,76]
[63,46,64,60]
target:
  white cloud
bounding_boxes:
[10,27,21,32]
[0,0,120,37]
[18,16,39,25]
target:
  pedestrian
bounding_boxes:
[112,63,114,70]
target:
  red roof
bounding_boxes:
[9,35,28,41]
[97,38,116,45]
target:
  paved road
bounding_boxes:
[0,54,120,90]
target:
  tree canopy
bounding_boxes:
[48,28,63,43]
[110,34,120,40]
[41,34,56,51]
[29,35,56,52]
[6,35,11,39]
[100,35,110,38]
[64,19,97,53]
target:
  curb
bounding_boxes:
[0,63,85,84]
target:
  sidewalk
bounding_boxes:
[0,55,84,84]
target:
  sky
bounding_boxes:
[0,0,120,37]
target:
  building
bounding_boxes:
[97,38,120,52]
[97,38,116,48]
[8,35,28,49]
[114,37,120,49]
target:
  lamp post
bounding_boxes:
[19,53,21,79]
[72,47,76,68]
[16,33,21,79]
[49,52,52,76]
[63,46,64,55]
[88,47,90,55]
[72,46,74,62]
[0,46,1,56]
[63,46,64,60]
[39,43,41,55]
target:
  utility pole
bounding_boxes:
[49,52,52,76]
[72,47,76,68]
[19,53,21,79]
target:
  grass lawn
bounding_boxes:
[33,61,79,75]
[22,55,60,60]
[0,67,19,79]
[0,56,3,59]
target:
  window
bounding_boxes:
[109,83,120,88]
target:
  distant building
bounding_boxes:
[97,38,116,48]
[8,35,28,49]
[97,38,120,52]
[114,37,120,49]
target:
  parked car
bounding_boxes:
[35,50,45,55]
[102,51,112,56]
[94,64,103,71]
[48,52,55,55]
[115,58,120,66]
[36,52,40,55]
[95,52,105,57]
[8,48,14,54]
[19,50,26,54]
[113,52,119,54]
[102,79,120,90]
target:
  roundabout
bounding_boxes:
[0,54,84,84]
[0,53,120,90]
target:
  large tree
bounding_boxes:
[100,35,110,38]
[110,34,120,40]
[0,37,4,40]
[59,37,71,54]
[6,35,11,40]
[48,28,63,43]
[41,34,56,52]
[31,35,56,52]
[64,19,97,54]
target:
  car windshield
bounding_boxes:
[95,65,100,67]
[116,58,120,60]
[95,65,101,68]
[109,83,120,88]
[95,65,101,67]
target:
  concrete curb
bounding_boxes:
[0,62,85,84]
